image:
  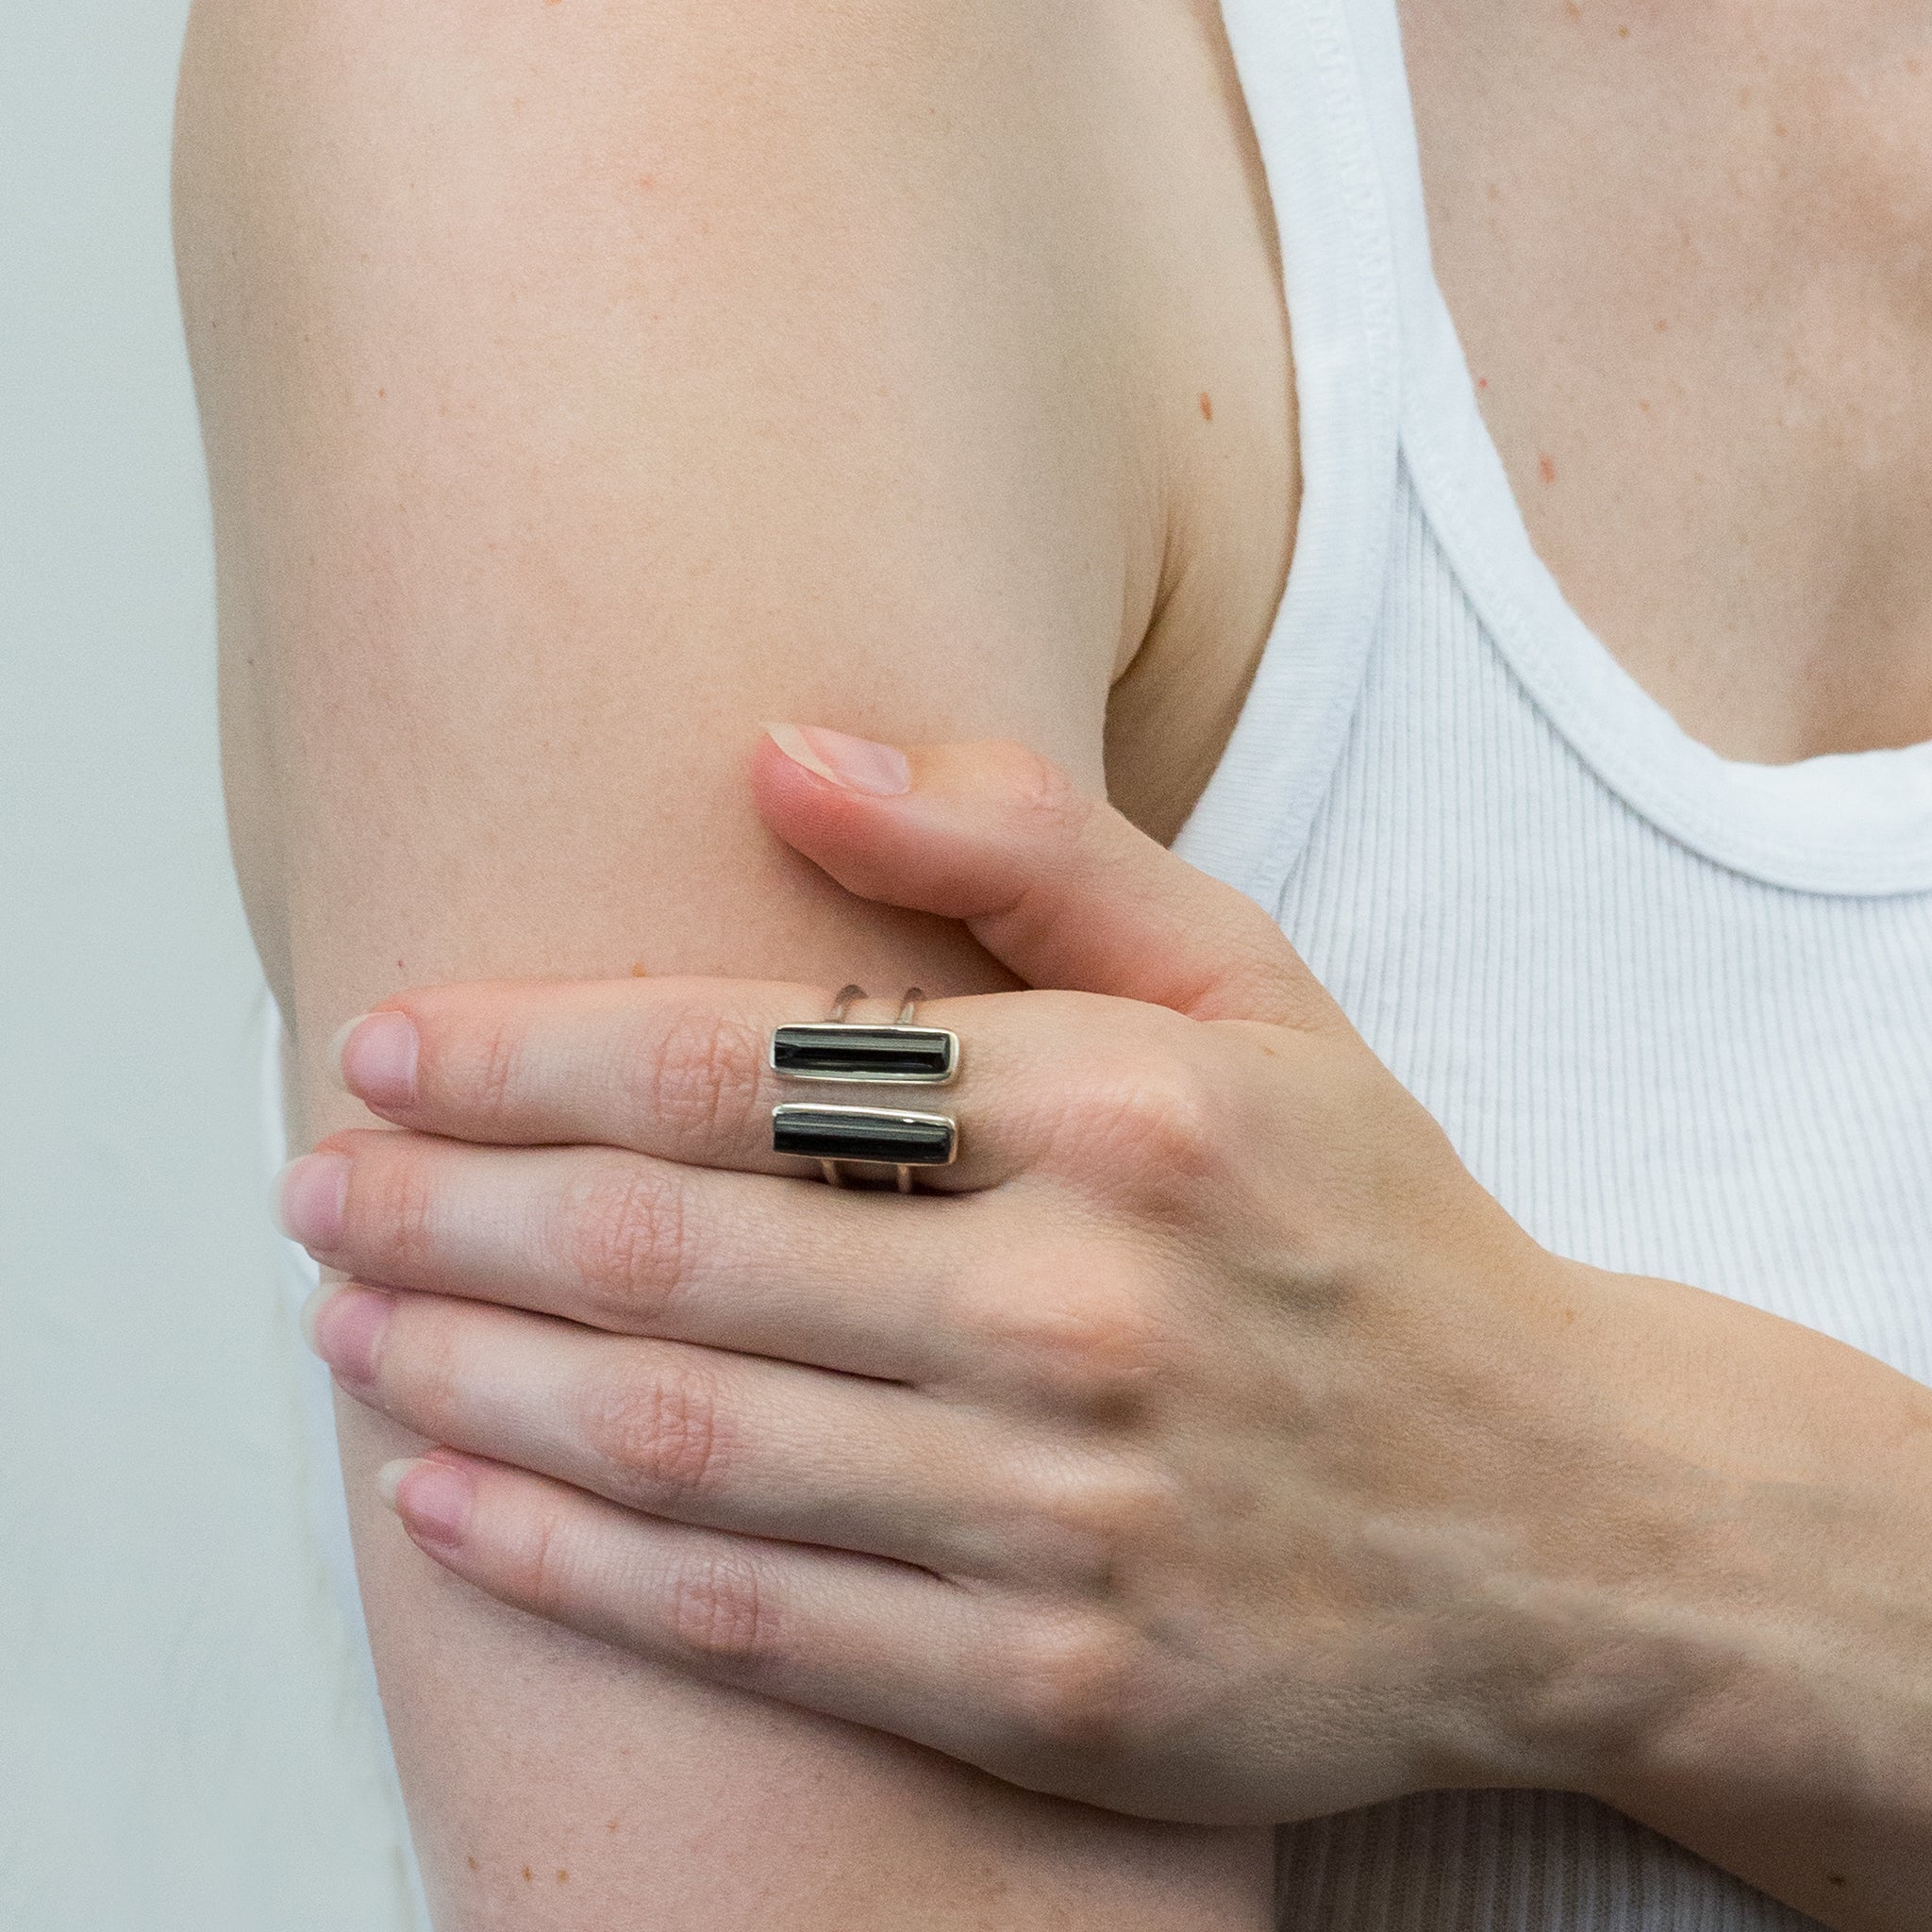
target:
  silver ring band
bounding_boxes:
[770,985,959,1189]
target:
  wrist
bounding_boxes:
[1470,1260,1932,1844]
[1437,1260,1747,1799]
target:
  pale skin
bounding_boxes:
[281,725,1932,1931]
[171,0,1932,1925]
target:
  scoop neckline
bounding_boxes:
[1363,0,1932,897]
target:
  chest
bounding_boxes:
[1395,0,1932,762]
[1274,488,1932,1376]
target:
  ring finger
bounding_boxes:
[327,974,1171,1192]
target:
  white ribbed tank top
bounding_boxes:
[1175,2,1932,1925]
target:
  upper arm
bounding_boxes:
[183,0,1162,1002]
[176,0,1279,1921]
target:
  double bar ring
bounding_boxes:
[770,985,960,1191]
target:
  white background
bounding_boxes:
[2,6,420,1925]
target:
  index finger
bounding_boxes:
[329,975,1077,1190]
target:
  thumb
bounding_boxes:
[752,724,1341,1028]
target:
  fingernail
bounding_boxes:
[379,1456,473,1549]
[306,1284,393,1387]
[336,1010,418,1108]
[275,1152,350,1251]
[764,723,910,797]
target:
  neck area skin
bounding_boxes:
[1399,0,1932,765]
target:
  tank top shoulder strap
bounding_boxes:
[1191,0,1932,899]
[1174,0,1413,910]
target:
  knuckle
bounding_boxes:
[460,1011,524,1120]
[380,1297,466,1433]
[1000,1614,1149,1756]
[507,1502,572,1616]
[358,1146,440,1280]
[980,740,1090,840]
[667,1546,781,1665]
[1064,1060,1220,1183]
[634,1005,765,1147]
[1024,1459,1186,1589]
[560,1159,691,1325]
[580,1355,730,1503]
[958,1249,1181,1419]
[1097,1074,1213,1174]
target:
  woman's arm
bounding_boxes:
[290,735,1932,1932]
[174,0,1288,1921]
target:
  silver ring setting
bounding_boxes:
[770,986,959,1190]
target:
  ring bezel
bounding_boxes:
[771,1103,958,1168]
[769,1022,959,1086]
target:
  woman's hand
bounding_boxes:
[277,729,1932,1882]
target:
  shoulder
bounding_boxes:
[178,0,1293,840]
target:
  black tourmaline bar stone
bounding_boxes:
[772,1105,958,1166]
[770,1024,958,1083]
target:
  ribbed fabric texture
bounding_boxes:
[1176,3,1932,1924]
[1253,472,1930,1929]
